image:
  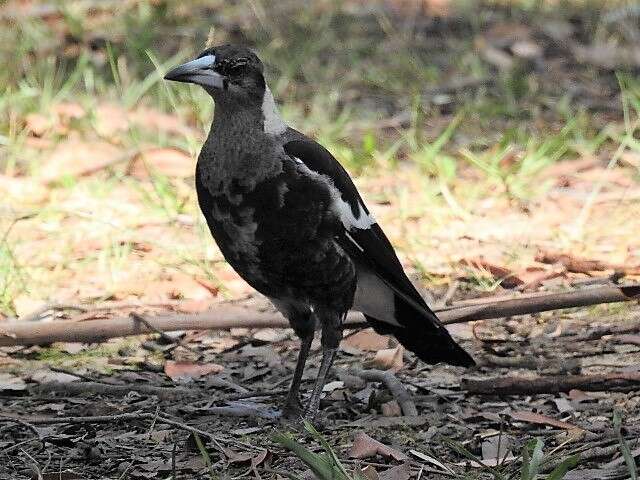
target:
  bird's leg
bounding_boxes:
[303,313,343,420]
[282,327,314,419]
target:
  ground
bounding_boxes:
[0,1,639,479]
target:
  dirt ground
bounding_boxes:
[1,295,639,479]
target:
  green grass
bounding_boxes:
[273,421,585,479]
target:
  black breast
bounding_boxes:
[195,159,356,313]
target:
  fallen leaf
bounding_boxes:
[553,397,574,413]
[322,380,345,393]
[348,432,408,461]
[379,463,412,480]
[409,450,454,473]
[164,360,224,380]
[130,107,200,137]
[226,450,254,464]
[381,400,402,417]
[253,328,287,343]
[129,273,215,301]
[359,465,379,480]
[0,373,26,392]
[30,369,79,384]
[343,328,390,351]
[535,249,640,275]
[39,140,123,184]
[509,411,584,432]
[251,449,269,468]
[568,389,596,402]
[372,345,404,372]
[127,147,194,179]
[13,295,47,318]
[612,334,640,347]
[459,257,524,288]
[53,102,86,121]
[194,277,220,296]
[25,112,50,136]
[94,103,128,137]
[511,40,542,59]
[481,434,513,463]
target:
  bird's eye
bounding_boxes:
[228,62,248,75]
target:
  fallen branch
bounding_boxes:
[350,368,418,416]
[477,354,581,373]
[462,372,640,395]
[30,381,197,400]
[1,284,638,347]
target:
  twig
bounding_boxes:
[0,412,153,425]
[208,404,279,420]
[0,438,40,455]
[350,369,418,416]
[462,372,640,395]
[477,354,581,373]
[435,284,640,323]
[0,412,228,457]
[30,381,198,400]
[1,284,638,346]
[130,312,199,354]
[221,388,289,401]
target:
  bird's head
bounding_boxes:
[164,44,266,106]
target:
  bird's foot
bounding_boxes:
[279,396,304,425]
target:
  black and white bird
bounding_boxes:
[164,44,474,419]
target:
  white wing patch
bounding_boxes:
[292,156,376,231]
[333,195,376,230]
[262,87,287,136]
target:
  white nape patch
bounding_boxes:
[352,270,401,327]
[262,86,287,135]
[292,157,376,231]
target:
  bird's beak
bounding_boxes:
[164,54,225,89]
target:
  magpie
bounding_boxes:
[164,44,474,420]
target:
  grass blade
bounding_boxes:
[272,431,350,480]
[546,454,580,480]
[614,410,638,480]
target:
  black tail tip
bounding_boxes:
[447,347,476,367]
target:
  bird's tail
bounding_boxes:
[364,294,475,367]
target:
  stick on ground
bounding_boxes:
[462,372,640,395]
[350,368,418,416]
[0,284,638,347]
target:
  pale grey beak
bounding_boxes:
[164,54,225,89]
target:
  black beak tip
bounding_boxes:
[164,71,178,81]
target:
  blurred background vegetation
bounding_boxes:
[1,0,639,317]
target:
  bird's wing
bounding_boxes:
[283,140,430,308]
[283,139,474,367]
